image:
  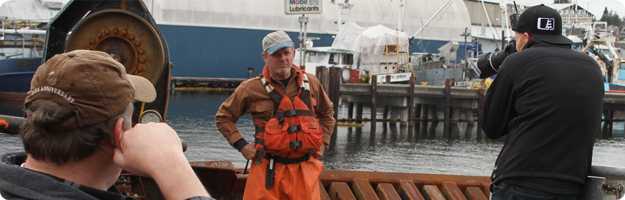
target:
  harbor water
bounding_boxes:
[1,92,624,176]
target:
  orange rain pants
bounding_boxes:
[243,158,323,200]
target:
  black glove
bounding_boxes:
[477,40,516,78]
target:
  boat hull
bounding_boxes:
[157,24,450,78]
[0,58,40,115]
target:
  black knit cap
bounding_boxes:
[512,4,572,44]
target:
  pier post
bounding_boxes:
[383,106,390,132]
[464,109,475,139]
[429,105,438,138]
[371,75,378,136]
[477,89,485,141]
[356,103,363,124]
[443,79,453,139]
[348,102,354,123]
[414,104,422,140]
[328,67,342,149]
[407,74,415,136]
[347,102,354,134]
[421,105,429,139]
[602,108,613,139]
[316,67,330,92]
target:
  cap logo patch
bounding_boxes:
[28,86,75,103]
[537,17,555,31]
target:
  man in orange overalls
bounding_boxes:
[216,30,336,200]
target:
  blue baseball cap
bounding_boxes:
[262,31,295,55]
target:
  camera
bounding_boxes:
[476,40,516,78]
[475,13,520,78]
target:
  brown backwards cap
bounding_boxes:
[25,50,156,128]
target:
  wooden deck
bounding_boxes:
[117,160,625,200]
[118,161,491,200]
[319,170,490,200]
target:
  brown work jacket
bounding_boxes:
[215,71,336,148]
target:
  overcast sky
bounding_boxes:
[0,0,624,19]
[496,0,625,17]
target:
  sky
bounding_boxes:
[495,0,625,17]
[0,0,624,18]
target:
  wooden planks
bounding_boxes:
[441,182,468,200]
[351,179,379,200]
[320,183,332,200]
[398,181,425,200]
[376,183,401,200]
[423,185,446,200]
[465,186,489,200]
[329,182,357,200]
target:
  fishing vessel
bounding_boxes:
[0,0,52,115]
[0,0,463,81]
[0,1,624,199]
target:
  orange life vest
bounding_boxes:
[0,119,8,129]
[253,69,324,160]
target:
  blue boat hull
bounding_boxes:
[0,58,40,92]
[158,24,449,78]
[0,58,40,115]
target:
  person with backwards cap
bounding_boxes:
[216,31,336,200]
[0,50,213,200]
[480,5,603,199]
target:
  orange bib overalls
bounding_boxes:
[243,69,324,200]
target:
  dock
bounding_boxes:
[172,67,625,141]
[313,67,625,144]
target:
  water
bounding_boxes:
[1,92,624,176]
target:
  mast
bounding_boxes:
[334,0,353,34]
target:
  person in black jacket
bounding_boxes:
[480,5,604,200]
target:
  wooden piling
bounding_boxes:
[443,79,452,139]
[429,105,438,138]
[371,75,378,136]
[315,67,330,92]
[356,103,364,124]
[348,102,355,134]
[407,74,416,136]
[383,106,390,132]
[348,102,355,123]
[328,67,342,148]
[602,109,614,139]
[464,110,475,139]
[476,92,485,140]
[420,105,429,139]
[414,104,422,140]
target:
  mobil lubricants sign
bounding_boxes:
[285,0,322,15]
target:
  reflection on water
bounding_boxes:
[1,92,624,176]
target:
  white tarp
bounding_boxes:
[331,22,364,51]
[0,0,65,22]
[353,25,410,74]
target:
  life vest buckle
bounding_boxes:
[289,140,302,150]
[287,125,300,133]
[286,109,297,117]
[276,112,285,123]
[265,158,275,189]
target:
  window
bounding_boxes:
[342,54,354,65]
[384,45,399,55]
[329,53,338,64]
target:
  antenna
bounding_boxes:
[513,1,519,14]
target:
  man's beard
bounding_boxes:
[272,66,291,80]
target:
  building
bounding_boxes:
[550,2,595,28]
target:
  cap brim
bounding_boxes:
[266,41,294,55]
[533,34,573,45]
[127,75,156,103]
